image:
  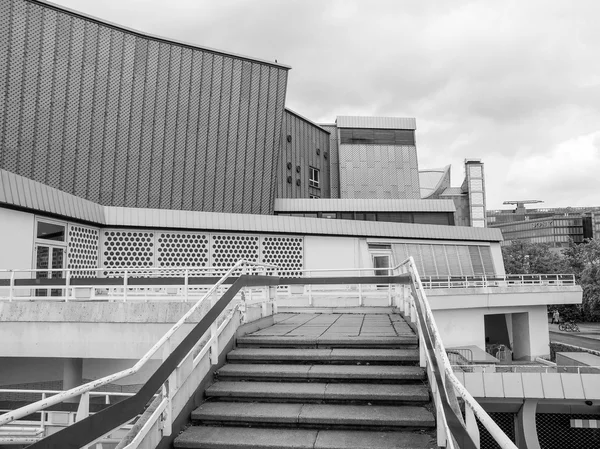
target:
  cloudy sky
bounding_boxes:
[52,0,600,210]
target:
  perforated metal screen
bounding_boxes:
[536,413,600,449]
[477,412,516,449]
[100,230,304,274]
[67,224,99,277]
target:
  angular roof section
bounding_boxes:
[30,0,290,70]
[419,166,451,199]
[0,169,502,242]
[336,116,416,130]
[274,198,456,213]
[440,187,465,197]
[285,108,331,134]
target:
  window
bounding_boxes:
[309,167,320,188]
[36,220,66,242]
[309,194,320,199]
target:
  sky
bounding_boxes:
[51,0,600,210]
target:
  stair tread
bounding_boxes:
[237,336,417,348]
[175,426,435,449]
[192,402,435,427]
[217,364,426,380]
[228,348,419,362]
[206,381,429,401]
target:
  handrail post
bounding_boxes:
[123,270,128,302]
[161,339,173,438]
[210,289,219,365]
[8,269,14,302]
[465,404,481,447]
[184,269,189,302]
[75,392,90,423]
[65,269,71,302]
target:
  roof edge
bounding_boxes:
[285,108,330,134]
[35,0,291,70]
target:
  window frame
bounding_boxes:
[309,166,320,188]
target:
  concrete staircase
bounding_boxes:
[174,313,436,449]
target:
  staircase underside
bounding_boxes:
[175,312,436,449]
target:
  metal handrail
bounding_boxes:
[399,257,517,448]
[0,260,275,427]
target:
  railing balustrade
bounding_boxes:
[0,259,523,448]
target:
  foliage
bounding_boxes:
[501,241,568,275]
[502,239,600,322]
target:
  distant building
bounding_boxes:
[487,206,600,247]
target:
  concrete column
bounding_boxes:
[63,358,83,401]
[517,399,540,449]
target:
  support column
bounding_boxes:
[63,358,83,402]
[517,399,540,449]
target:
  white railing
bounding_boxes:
[452,365,600,374]
[419,273,576,289]
[0,260,277,442]
[0,390,137,445]
[0,265,268,302]
[397,257,517,449]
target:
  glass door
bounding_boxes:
[35,244,65,297]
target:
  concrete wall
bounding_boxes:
[304,236,365,275]
[433,305,551,359]
[0,208,34,270]
[0,301,211,359]
[0,357,159,387]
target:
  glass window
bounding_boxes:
[309,194,320,199]
[309,167,320,188]
[365,213,377,221]
[322,212,336,219]
[340,213,354,220]
[36,221,65,242]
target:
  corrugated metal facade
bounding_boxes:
[320,124,340,198]
[0,0,289,214]
[274,198,456,213]
[338,144,421,199]
[336,116,416,130]
[277,109,330,199]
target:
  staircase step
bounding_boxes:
[191,402,435,430]
[236,336,417,349]
[206,381,429,403]
[227,348,419,365]
[174,426,435,449]
[216,364,426,383]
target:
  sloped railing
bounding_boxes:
[397,257,518,449]
[0,260,279,448]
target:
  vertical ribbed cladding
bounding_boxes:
[213,56,233,213]
[1,0,290,214]
[123,36,149,208]
[276,109,331,200]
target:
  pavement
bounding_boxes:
[549,322,600,352]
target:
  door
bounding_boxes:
[35,244,65,297]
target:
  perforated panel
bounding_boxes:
[261,236,304,276]
[101,230,154,275]
[67,224,99,277]
[536,413,600,449]
[157,233,209,268]
[210,234,259,267]
[477,412,516,449]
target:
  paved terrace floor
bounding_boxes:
[245,313,417,346]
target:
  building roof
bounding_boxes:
[336,116,416,130]
[30,0,290,70]
[274,198,456,213]
[0,169,502,242]
[285,108,331,134]
[440,187,465,197]
[419,166,451,199]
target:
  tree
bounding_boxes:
[501,241,568,275]
[565,239,600,322]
